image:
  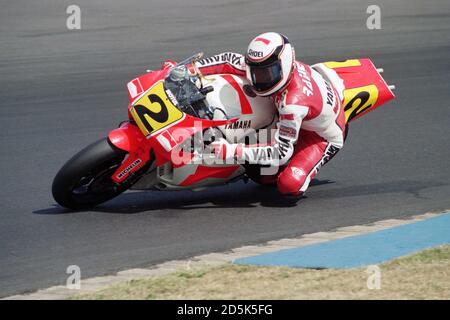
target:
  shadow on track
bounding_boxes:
[33,179,444,215]
[33,179,334,215]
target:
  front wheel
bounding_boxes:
[52,138,129,209]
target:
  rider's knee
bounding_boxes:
[277,167,307,196]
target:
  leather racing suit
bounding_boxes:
[194,52,347,196]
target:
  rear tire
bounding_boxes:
[52,138,129,209]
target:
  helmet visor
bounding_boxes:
[249,61,282,92]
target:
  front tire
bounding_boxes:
[52,138,129,209]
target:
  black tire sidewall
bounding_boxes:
[52,138,127,209]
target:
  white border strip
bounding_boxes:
[3,210,447,300]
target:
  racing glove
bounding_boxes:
[209,138,244,163]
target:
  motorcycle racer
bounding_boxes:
[194,32,347,197]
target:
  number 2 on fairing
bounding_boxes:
[130,81,184,136]
[343,84,379,122]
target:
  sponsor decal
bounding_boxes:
[301,144,340,183]
[116,158,142,179]
[249,147,275,163]
[297,64,313,97]
[247,49,264,58]
[279,125,297,139]
[224,120,252,130]
[325,81,336,108]
[197,52,242,68]
[319,144,340,167]
[165,89,179,106]
[277,136,291,159]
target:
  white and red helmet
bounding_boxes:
[245,32,295,96]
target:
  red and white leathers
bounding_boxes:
[194,52,346,196]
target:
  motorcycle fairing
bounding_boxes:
[315,59,395,123]
[129,81,186,137]
[108,122,152,184]
[110,58,396,188]
[111,67,241,185]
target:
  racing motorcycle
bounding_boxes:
[52,53,395,209]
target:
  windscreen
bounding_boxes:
[164,65,211,118]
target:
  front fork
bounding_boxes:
[108,121,153,184]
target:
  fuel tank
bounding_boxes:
[201,74,277,142]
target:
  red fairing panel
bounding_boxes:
[327,58,395,122]
[119,58,245,187]
[108,122,152,183]
[193,52,246,77]
[150,114,238,166]
[126,60,175,103]
[108,116,239,184]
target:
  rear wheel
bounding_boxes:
[52,138,129,209]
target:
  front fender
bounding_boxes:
[108,122,152,183]
[108,122,146,152]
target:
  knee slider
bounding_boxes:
[277,167,307,196]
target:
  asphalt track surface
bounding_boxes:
[1,0,449,297]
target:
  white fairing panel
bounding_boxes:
[202,74,276,143]
[158,161,245,190]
